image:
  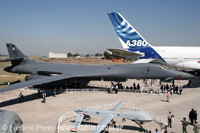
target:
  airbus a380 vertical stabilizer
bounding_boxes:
[108,12,200,75]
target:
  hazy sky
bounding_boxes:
[0,0,200,56]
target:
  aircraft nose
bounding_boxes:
[178,72,196,80]
[140,112,153,122]
[168,69,196,80]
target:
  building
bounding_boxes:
[49,52,68,58]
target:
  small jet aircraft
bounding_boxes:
[71,100,152,133]
[0,44,195,93]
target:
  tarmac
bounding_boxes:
[0,79,200,133]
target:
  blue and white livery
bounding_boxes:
[108,12,200,73]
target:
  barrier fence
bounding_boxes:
[20,87,168,95]
[55,102,167,133]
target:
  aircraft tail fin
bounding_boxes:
[107,12,151,50]
[6,43,26,59]
[6,43,28,66]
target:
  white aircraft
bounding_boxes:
[107,12,200,75]
[71,100,152,133]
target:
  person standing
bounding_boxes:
[42,92,46,103]
[193,121,200,133]
[155,128,160,133]
[162,125,168,133]
[38,89,41,97]
[133,83,136,90]
[168,111,174,128]
[167,91,170,102]
[189,109,195,125]
[182,117,188,133]
[53,88,56,97]
[107,84,111,93]
[137,83,140,90]
[179,86,183,95]
[188,79,192,87]
[115,85,118,94]
[18,91,24,103]
[7,81,10,86]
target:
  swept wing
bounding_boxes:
[111,100,124,111]
[93,114,115,133]
[0,74,75,93]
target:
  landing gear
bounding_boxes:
[132,120,146,132]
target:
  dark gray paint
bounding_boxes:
[0,44,195,93]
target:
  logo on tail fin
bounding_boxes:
[108,12,166,62]
[108,12,150,49]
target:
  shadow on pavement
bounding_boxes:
[0,92,55,107]
[70,120,144,132]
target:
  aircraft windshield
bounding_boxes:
[159,65,170,69]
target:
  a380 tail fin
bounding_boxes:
[107,12,151,50]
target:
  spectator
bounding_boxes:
[42,92,46,103]
[179,86,183,95]
[115,85,118,94]
[137,83,140,90]
[188,79,192,87]
[18,91,24,103]
[167,91,170,102]
[162,125,168,133]
[7,81,10,86]
[168,111,174,128]
[189,109,195,125]
[133,83,136,90]
[155,128,160,133]
[160,84,163,92]
[182,117,188,133]
[193,121,200,133]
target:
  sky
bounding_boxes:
[0,0,200,56]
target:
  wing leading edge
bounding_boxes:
[93,114,115,133]
[0,74,75,93]
[93,100,124,133]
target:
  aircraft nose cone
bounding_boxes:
[143,113,153,122]
[179,72,196,80]
[168,69,196,80]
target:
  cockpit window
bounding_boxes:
[159,65,169,69]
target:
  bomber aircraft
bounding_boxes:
[0,44,195,93]
[71,100,152,133]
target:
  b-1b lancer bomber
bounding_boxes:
[0,44,195,93]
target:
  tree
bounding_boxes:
[95,53,100,57]
[73,53,80,57]
[67,52,72,57]
[86,54,90,57]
